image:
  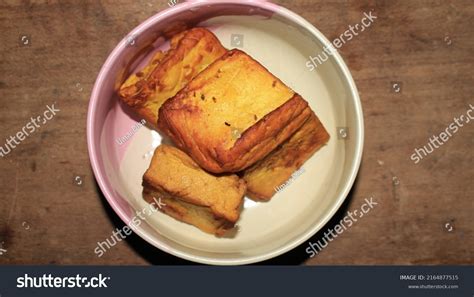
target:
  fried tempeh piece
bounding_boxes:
[158,49,312,173]
[119,28,227,128]
[242,111,330,201]
[142,145,246,236]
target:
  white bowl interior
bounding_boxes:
[93,3,362,264]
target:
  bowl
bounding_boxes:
[87,0,364,265]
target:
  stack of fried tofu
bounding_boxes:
[119,28,329,236]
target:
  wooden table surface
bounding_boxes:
[0,0,472,265]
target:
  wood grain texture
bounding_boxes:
[0,0,472,265]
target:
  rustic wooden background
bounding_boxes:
[0,0,472,265]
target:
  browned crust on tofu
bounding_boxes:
[158,49,311,173]
[118,28,227,129]
[143,188,235,236]
[243,111,330,201]
[142,145,246,236]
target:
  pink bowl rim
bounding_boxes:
[87,0,364,265]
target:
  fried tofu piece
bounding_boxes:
[158,49,312,173]
[142,145,246,236]
[119,28,227,128]
[243,112,330,201]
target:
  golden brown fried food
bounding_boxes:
[119,28,227,128]
[142,145,246,236]
[242,111,330,201]
[158,49,312,173]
